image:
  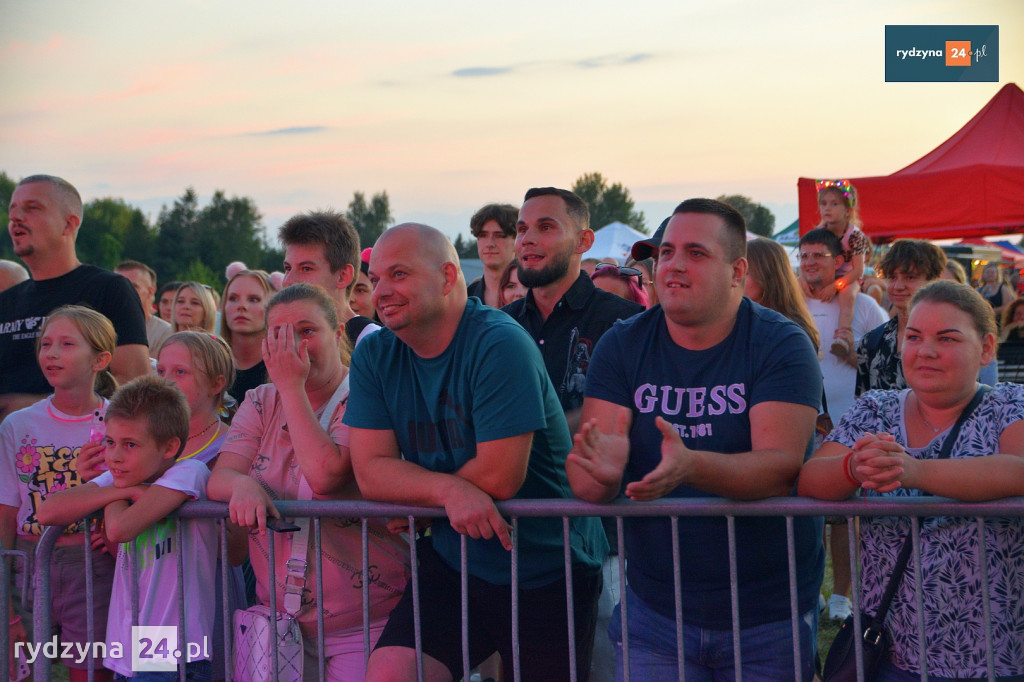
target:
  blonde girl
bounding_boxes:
[171,281,218,333]
[219,269,273,403]
[156,331,236,465]
[0,305,118,682]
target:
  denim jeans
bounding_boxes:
[609,586,818,682]
[115,660,212,682]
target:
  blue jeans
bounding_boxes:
[609,587,817,682]
[115,660,212,682]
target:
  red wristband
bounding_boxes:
[842,451,860,487]
[9,615,20,626]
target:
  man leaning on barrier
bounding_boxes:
[567,198,825,681]
[345,223,608,682]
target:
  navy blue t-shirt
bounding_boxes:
[586,299,824,628]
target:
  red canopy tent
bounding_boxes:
[798,83,1024,242]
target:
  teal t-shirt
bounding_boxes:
[344,298,607,587]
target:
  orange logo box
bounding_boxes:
[946,41,971,66]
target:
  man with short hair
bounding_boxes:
[798,228,886,623]
[503,187,643,433]
[466,203,518,308]
[0,260,28,294]
[278,209,379,346]
[567,199,824,680]
[799,228,887,420]
[0,175,149,420]
[347,223,607,682]
[115,260,173,358]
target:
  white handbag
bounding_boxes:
[232,605,303,682]
[231,377,348,682]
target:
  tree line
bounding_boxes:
[1,170,776,285]
[0,172,393,289]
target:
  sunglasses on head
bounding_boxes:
[595,263,644,289]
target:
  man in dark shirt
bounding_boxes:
[503,187,643,434]
[1,175,149,420]
[465,203,518,308]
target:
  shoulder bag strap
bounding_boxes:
[282,375,350,615]
[867,385,991,633]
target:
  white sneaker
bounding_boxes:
[818,593,826,612]
[828,594,852,621]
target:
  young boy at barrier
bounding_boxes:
[39,376,217,681]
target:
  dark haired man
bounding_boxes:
[503,187,643,434]
[279,209,379,346]
[0,175,149,420]
[799,228,886,623]
[466,203,518,308]
[568,198,824,680]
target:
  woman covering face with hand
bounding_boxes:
[799,281,1024,681]
[207,283,408,680]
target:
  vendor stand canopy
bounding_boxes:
[588,221,649,262]
[798,83,1024,242]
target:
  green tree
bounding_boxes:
[78,198,155,270]
[571,172,646,233]
[346,191,393,249]
[195,190,265,283]
[154,188,201,282]
[178,258,219,288]
[0,171,19,261]
[452,234,477,260]
[716,194,776,237]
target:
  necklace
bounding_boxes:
[913,394,954,434]
[189,418,220,441]
[181,421,222,460]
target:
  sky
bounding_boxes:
[2,0,1021,246]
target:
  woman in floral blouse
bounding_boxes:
[800,281,1024,680]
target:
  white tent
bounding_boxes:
[587,221,648,263]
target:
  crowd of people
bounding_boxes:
[2,173,1023,682]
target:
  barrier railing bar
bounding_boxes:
[405,516,421,682]
[786,515,800,681]
[266,522,280,681]
[361,518,371,671]
[314,517,326,682]
[82,528,96,682]
[176,515,187,682]
[670,516,685,682]
[617,515,628,682]
[460,532,470,682]
[563,516,577,682]
[912,518,926,682]
[727,515,742,682]
[220,521,232,682]
[511,516,521,682]
[976,517,995,682]
[174,495,1024,519]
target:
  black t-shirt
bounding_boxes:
[0,265,149,395]
[228,360,267,405]
[502,273,644,413]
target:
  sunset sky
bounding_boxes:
[2,0,1021,244]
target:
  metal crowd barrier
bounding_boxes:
[4,496,1024,682]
